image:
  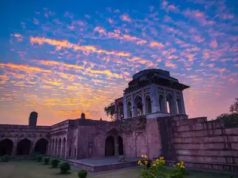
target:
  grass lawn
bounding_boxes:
[0,161,235,178]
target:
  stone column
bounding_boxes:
[150,84,159,113]
[131,94,135,117]
[180,91,186,114]
[123,96,128,119]
[173,91,178,115]
[142,91,146,115]
[163,89,168,113]
[114,136,119,156]
[30,141,35,155]
[12,142,17,157]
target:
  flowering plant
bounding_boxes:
[138,155,186,178]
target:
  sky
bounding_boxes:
[0,0,237,126]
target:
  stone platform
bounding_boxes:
[67,157,139,172]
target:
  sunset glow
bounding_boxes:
[0,0,237,125]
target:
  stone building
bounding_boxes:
[0,69,237,172]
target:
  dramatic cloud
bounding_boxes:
[0,0,237,125]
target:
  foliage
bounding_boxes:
[230,98,238,114]
[43,157,50,165]
[78,169,88,178]
[138,155,186,178]
[216,113,238,128]
[50,158,60,168]
[104,103,115,118]
[37,155,43,162]
[0,155,10,162]
[59,161,71,174]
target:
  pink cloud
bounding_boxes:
[120,14,131,22]
[210,39,218,49]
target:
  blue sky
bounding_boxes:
[0,0,237,125]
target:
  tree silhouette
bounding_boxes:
[230,98,238,114]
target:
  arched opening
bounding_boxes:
[58,138,61,157]
[0,139,13,156]
[127,102,132,118]
[34,138,48,155]
[17,139,31,156]
[117,102,124,120]
[135,96,143,116]
[118,136,124,155]
[166,93,173,114]
[145,96,152,114]
[159,95,164,112]
[176,98,182,114]
[105,136,115,157]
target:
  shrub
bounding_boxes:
[59,162,71,174]
[50,158,60,168]
[43,157,50,165]
[138,155,186,178]
[37,155,43,162]
[0,155,10,162]
[78,169,88,178]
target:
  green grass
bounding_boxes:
[0,161,235,178]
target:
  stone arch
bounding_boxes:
[136,133,147,157]
[0,138,14,156]
[58,138,61,157]
[176,98,183,114]
[145,95,152,114]
[118,136,124,155]
[134,95,143,116]
[17,138,31,156]
[62,137,66,158]
[166,93,173,114]
[105,136,115,157]
[34,138,48,155]
[127,101,132,118]
[117,102,124,120]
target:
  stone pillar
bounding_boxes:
[142,91,146,115]
[30,141,35,155]
[150,84,159,113]
[163,89,168,113]
[12,142,17,157]
[123,96,128,119]
[54,140,57,156]
[131,94,135,117]
[180,92,186,114]
[114,136,119,156]
[173,91,178,115]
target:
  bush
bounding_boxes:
[0,155,10,162]
[43,157,50,165]
[59,162,71,174]
[37,155,43,162]
[50,158,60,168]
[78,169,88,178]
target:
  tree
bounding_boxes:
[216,98,238,128]
[104,103,115,120]
[230,98,238,114]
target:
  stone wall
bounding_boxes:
[159,116,238,172]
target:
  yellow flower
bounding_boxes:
[138,160,141,165]
[152,164,156,167]
[144,161,148,165]
[160,157,164,160]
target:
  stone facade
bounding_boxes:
[0,69,237,172]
